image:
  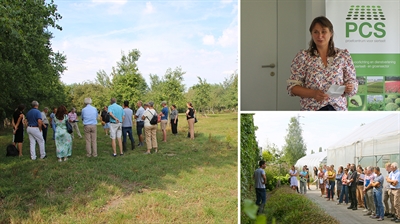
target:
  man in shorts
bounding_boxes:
[134,101,145,147]
[108,98,125,157]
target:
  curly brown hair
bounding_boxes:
[55,105,68,120]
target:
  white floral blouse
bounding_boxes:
[287,48,358,111]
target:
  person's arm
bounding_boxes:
[109,112,120,123]
[186,109,190,117]
[38,119,43,132]
[14,114,23,130]
[262,173,266,185]
[174,112,178,124]
[291,86,329,102]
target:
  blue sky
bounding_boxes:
[253,112,394,155]
[51,0,238,88]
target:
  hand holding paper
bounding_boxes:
[326,85,345,98]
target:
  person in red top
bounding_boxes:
[68,108,82,139]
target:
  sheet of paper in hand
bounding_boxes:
[326,85,345,98]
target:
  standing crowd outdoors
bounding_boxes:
[287,162,400,222]
[10,98,197,161]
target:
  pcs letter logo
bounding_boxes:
[345,5,386,38]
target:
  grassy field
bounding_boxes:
[357,85,367,94]
[367,82,384,93]
[0,113,238,223]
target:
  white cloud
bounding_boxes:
[144,2,155,14]
[221,0,233,4]
[217,26,238,47]
[202,35,215,45]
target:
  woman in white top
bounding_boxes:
[142,101,158,154]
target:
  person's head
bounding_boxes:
[56,105,67,120]
[161,101,167,106]
[103,106,108,111]
[187,102,193,108]
[350,164,355,171]
[291,165,295,170]
[110,98,117,104]
[308,16,335,56]
[144,103,149,109]
[347,163,351,169]
[171,104,176,110]
[314,167,317,171]
[137,101,142,107]
[367,166,374,175]
[391,162,398,171]
[31,101,39,108]
[124,100,129,107]
[344,167,348,174]
[386,162,392,172]
[374,166,381,175]
[17,104,25,112]
[330,164,334,170]
[259,160,266,168]
[148,101,154,108]
[338,166,343,173]
[71,108,76,113]
[43,107,48,113]
[357,166,363,173]
[84,98,92,105]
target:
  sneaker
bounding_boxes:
[58,158,62,162]
[352,208,357,210]
[377,218,384,221]
[363,209,368,212]
[364,212,372,216]
[41,155,47,159]
[120,153,124,156]
[370,215,379,219]
[112,154,117,157]
[336,202,342,205]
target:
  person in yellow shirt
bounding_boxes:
[327,165,336,201]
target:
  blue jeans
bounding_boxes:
[339,185,349,203]
[255,188,266,205]
[328,180,335,199]
[122,127,134,143]
[374,190,384,218]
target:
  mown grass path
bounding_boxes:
[0,113,237,223]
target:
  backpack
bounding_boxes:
[6,144,18,157]
[147,110,158,125]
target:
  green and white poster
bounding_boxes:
[327,0,400,111]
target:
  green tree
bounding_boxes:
[240,114,260,224]
[282,116,307,165]
[66,82,110,112]
[95,69,112,88]
[191,77,211,115]
[111,49,148,106]
[221,72,238,111]
[0,0,66,120]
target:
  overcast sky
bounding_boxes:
[253,112,395,155]
[51,0,238,88]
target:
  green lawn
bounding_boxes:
[367,82,384,93]
[0,113,238,223]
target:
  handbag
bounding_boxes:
[66,117,73,134]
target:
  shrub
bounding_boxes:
[388,94,398,100]
[265,168,290,191]
[265,187,339,224]
[385,98,394,104]
[395,98,400,106]
[385,103,399,111]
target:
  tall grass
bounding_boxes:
[0,113,238,223]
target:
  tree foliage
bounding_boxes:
[282,116,307,165]
[0,0,66,120]
[240,114,260,224]
[191,77,211,115]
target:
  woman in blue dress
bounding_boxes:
[55,105,72,162]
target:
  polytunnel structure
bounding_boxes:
[295,151,327,170]
[326,114,400,169]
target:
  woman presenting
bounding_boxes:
[287,16,358,111]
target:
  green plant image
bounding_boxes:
[385,94,400,111]
[348,95,366,111]
[357,85,367,94]
[0,113,237,223]
[367,82,384,93]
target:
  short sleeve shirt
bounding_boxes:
[254,168,266,189]
[287,48,358,111]
[143,109,156,127]
[161,107,168,120]
[122,108,133,127]
[389,169,400,189]
[26,108,42,126]
[373,174,384,192]
[108,103,124,122]
[135,107,145,122]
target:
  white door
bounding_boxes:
[241,0,277,111]
[240,0,306,111]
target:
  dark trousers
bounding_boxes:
[318,105,336,111]
[42,125,48,143]
[328,180,335,199]
[122,127,134,143]
[255,188,266,205]
[349,185,357,208]
[171,119,178,134]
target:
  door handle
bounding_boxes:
[262,63,275,68]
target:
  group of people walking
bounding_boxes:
[11,98,197,161]
[288,162,400,222]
